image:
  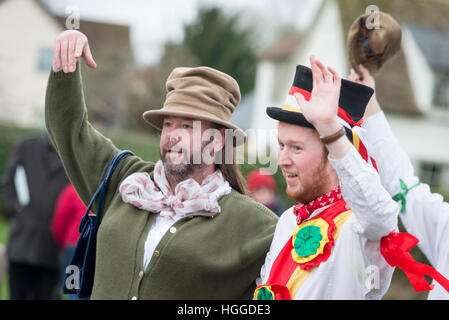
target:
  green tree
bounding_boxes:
[183,6,257,96]
[125,42,197,131]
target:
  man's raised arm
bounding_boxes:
[294,55,399,240]
[350,65,449,273]
[45,30,122,211]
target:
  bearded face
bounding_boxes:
[160,138,209,178]
[159,116,222,182]
[277,122,337,204]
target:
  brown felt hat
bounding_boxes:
[347,11,402,78]
[143,66,247,146]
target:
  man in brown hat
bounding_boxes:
[46,30,278,299]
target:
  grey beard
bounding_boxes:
[160,140,214,184]
[162,158,208,186]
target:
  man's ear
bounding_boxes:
[219,127,226,149]
[323,154,340,186]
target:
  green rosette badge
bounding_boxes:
[294,225,323,257]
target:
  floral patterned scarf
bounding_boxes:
[119,160,231,218]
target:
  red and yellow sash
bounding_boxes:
[255,199,352,300]
[255,199,449,300]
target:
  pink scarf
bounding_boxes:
[119,161,231,218]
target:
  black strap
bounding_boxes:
[79,150,134,233]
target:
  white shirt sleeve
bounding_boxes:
[360,111,449,268]
[328,146,399,240]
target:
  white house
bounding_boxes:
[0,0,134,130]
[239,0,449,191]
[0,0,63,128]
[392,24,449,188]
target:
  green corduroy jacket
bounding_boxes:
[44,65,278,300]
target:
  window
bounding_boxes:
[433,72,449,109]
[37,48,53,72]
[419,161,444,187]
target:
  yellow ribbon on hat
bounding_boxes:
[282,105,303,113]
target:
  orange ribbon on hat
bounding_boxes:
[380,232,449,293]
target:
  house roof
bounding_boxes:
[31,1,133,59]
[337,0,449,115]
[231,90,254,131]
[373,50,420,115]
[338,0,449,38]
[260,32,302,61]
[54,17,132,58]
[406,24,449,71]
[258,0,426,116]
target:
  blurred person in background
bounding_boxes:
[350,64,449,300]
[246,169,286,216]
[1,133,68,300]
[51,183,86,300]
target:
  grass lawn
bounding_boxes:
[0,217,9,300]
[0,217,8,244]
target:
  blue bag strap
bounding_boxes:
[79,150,134,233]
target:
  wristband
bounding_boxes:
[320,126,346,144]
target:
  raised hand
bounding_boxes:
[53,30,97,73]
[294,55,342,137]
[348,64,375,90]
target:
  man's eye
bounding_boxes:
[163,122,172,127]
[278,143,285,149]
[182,124,192,129]
[293,146,302,152]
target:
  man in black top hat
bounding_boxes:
[255,55,399,300]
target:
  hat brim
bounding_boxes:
[143,108,247,146]
[266,106,353,137]
[266,107,315,129]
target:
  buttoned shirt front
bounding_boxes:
[142,182,232,270]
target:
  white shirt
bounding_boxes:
[361,112,449,300]
[142,181,232,271]
[258,146,399,299]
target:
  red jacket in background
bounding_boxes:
[51,184,86,248]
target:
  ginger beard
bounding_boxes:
[284,153,331,204]
[277,122,337,205]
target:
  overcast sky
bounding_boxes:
[41,0,322,66]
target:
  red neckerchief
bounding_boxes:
[293,186,342,225]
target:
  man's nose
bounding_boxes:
[166,126,187,146]
[169,133,179,142]
[277,148,292,167]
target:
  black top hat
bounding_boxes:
[266,65,374,130]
